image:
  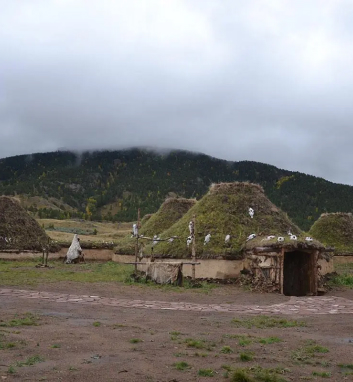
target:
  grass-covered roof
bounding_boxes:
[140,213,153,226]
[145,182,305,259]
[140,198,196,237]
[115,198,196,255]
[0,196,51,252]
[309,213,353,253]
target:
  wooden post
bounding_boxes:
[191,214,196,280]
[134,209,141,273]
[280,248,285,295]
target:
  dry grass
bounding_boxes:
[38,219,131,247]
[0,197,50,252]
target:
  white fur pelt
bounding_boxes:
[65,234,82,264]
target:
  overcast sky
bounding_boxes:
[1,1,353,185]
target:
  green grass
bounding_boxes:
[328,274,353,288]
[291,341,329,364]
[184,338,216,351]
[0,260,134,286]
[198,368,214,377]
[0,259,218,293]
[312,371,331,378]
[173,361,191,371]
[232,316,306,329]
[231,369,254,382]
[0,341,16,349]
[338,363,353,369]
[258,337,282,344]
[7,365,16,374]
[51,344,61,348]
[92,321,101,327]
[194,352,208,357]
[221,345,234,354]
[0,313,39,327]
[240,352,254,362]
[129,338,142,344]
[16,355,44,367]
[185,338,205,349]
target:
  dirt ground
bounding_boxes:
[1,282,353,382]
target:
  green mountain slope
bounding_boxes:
[0,148,352,231]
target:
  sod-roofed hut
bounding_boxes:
[114,198,196,255]
[142,182,324,295]
[309,213,353,255]
[0,196,52,252]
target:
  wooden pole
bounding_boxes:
[191,214,196,280]
[134,209,141,273]
[280,247,285,295]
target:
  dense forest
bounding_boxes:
[0,148,352,231]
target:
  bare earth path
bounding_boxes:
[1,288,353,316]
[1,286,353,382]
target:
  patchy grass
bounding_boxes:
[258,337,282,345]
[328,274,353,288]
[92,321,101,327]
[312,371,331,378]
[240,352,254,362]
[129,338,143,344]
[338,363,353,369]
[231,369,254,382]
[184,338,216,351]
[229,366,289,382]
[51,344,61,348]
[7,365,16,374]
[173,361,191,371]
[221,345,234,354]
[0,341,16,349]
[198,368,214,377]
[0,313,39,327]
[16,355,45,367]
[291,341,329,364]
[185,338,205,349]
[170,331,181,340]
[232,316,306,329]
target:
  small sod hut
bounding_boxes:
[142,182,324,295]
[309,213,353,256]
[114,198,196,256]
[0,196,54,253]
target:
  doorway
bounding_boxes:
[283,251,316,296]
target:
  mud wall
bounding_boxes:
[112,254,247,279]
[318,258,335,274]
[334,255,353,265]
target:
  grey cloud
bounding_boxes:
[1,0,353,185]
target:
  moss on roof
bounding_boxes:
[140,213,153,226]
[145,182,303,259]
[115,198,196,255]
[309,213,353,253]
[0,196,52,252]
[244,234,324,252]
[140,198,196,237]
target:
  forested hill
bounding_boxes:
[0,148,352,231]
